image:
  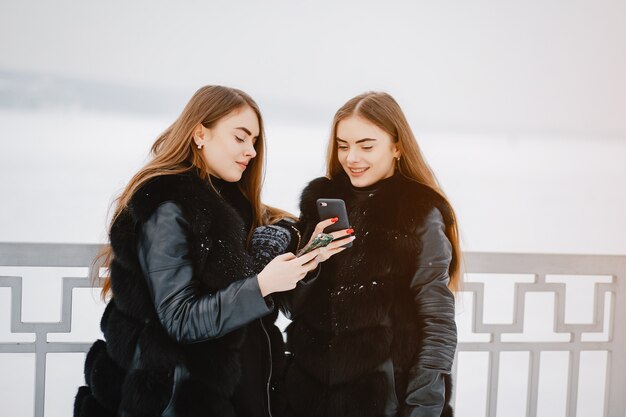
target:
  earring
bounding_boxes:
[197,144,203,149]
[396,156,401,161]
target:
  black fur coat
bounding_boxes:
[74,172,284,417]
[285,173,457,417]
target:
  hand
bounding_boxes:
[305,218,355,263]
[257,249,323,297]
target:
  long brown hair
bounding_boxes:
[96,85,293,298]
[326,91,462,291]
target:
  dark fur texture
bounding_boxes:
[286,173,455,417]
[75,172,261,417]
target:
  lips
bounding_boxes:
[236,161,248,169]
[348,167,369,176]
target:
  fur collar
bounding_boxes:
[300,171,453,233]
[128,171,251,230]
[111,170,254,295]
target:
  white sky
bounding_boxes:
[1,0,625,135]
[1,0,625,253]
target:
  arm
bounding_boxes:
[400,208,457,417]
[248,220,321,319]
[137,202,273,344]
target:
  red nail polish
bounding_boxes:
[346,228,354,234]
[331,217,338,223]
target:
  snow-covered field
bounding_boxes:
[1,108,624,416]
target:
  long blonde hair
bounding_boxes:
[96,85,292,298]
[326,91,462,291]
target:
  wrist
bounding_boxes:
[257,272,272,297]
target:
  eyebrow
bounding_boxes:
[235,127,259,139]
[335,137,377,144]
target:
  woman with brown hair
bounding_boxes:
[284,92,460,417]
[73,85,346,417]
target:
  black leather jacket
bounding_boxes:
[283,174,457,417]
[74,172,287,417]
[137,202,283,417]
[396,207,455,417]
[137,202,273,343]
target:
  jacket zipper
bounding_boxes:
[259,318,274,417]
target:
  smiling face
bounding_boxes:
[193,105,260,182]
[335,115,400,188]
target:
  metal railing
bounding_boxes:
[1,243,625,417]
[455,252,626,417]
[0,243,102,417]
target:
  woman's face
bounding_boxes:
[336,115,399,188]
[194,105,260,182]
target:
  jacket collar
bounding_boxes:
[300,170,453,231]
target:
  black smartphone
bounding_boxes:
[316,198,353,248]
[296,233,334,257]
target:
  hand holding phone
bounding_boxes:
[317,198,353,248]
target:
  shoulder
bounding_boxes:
[144,201,189,230]
[138,202,192,272]
[414,207,453,267]
[392,176,448,215]
[368,175,454,231]
[139,202,190,251]
[416,207,446,235]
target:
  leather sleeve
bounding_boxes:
[399,369,447,417]
[137,201,273,344]
[401,208,457,417]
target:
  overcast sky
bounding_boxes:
[1,0,625,135]
[1,0,626,253]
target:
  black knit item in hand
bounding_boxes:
[250,225,292,273]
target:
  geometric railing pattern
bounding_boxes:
[455,252,626,417]
[0,243,103,417]
[1,243,625,417]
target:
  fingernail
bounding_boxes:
[346,228,354,234]
[331,217,338,223]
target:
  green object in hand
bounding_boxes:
[297,233,334,257]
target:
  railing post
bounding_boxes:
[607,258,626,417]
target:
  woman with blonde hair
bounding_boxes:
[73,85,346,417]
[284,92,460,417]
